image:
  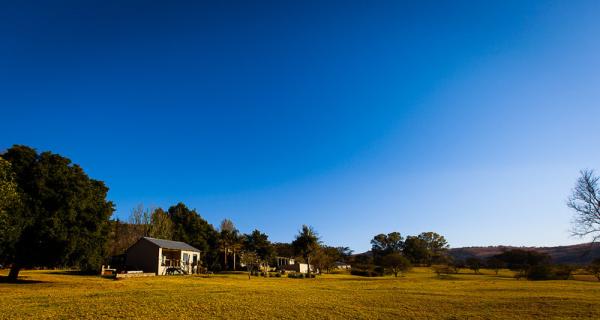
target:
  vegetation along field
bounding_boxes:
[1,268,600,320]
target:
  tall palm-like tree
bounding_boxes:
[230,240,243,271]
[292,225,321,277]
[218,219,239,270]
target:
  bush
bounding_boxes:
[552,265,574,280]
[526,265,555,280]
[431,265,454,277]
[525,265,573,281]
[275,273,281,278]
[351,269,384,277]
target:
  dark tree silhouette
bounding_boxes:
[2,145,114,280]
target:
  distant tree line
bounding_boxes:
[447,249,581,281]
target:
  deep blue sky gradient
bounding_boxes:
[2,1,600,251]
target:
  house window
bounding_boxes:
[183,253,189,264]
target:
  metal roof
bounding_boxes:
[142,237,201,252]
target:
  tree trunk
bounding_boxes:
[8,264,21,282]
[223,248,228,270]
[307,256,311,277]
[233,252,236,271]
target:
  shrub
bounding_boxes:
[526,265,555,280]
[553,265,574,280]
[525,265,573,281]
[275,273,281,278]
[465,257,483,274]
[431,265,454,277]
[587,258,600,281]
[350,269,383,277]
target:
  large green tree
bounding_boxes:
[402,236,430,265]
[167,203,219,269]
[0,157,23,266]
[292,225,321,276]
[371,232,404,264]
[243,229,274,264]
[417,232,449,265]
[2,145,114,280]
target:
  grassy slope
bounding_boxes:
[1,268,599,319]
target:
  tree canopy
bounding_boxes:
[371,232,404,263]
[1,145,114,280]
[292,225,321,276]
[0,157,23,266]
[243,229,274,263]
[167,202,219,267]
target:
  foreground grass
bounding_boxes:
[1,268,599,319]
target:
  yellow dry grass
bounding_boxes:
[1,268,599,319]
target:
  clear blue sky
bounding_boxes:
[2,1,600,252]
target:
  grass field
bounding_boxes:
[1,268,600,319]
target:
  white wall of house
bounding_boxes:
[158,249,200,275]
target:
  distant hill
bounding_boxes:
[450,243,600,265]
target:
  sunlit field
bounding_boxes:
[1,268,599,319]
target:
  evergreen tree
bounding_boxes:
[2,145,114,280]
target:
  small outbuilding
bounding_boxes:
[125,237,201,275]
[276,256,316,274]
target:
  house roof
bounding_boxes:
[142,237,201,252]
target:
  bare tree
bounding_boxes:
[129,204,151,233]
[220,218,235,233]
[568,170,600,242]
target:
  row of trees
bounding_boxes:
[459,249,553,278]
[350,231,450,277]
[0,146,354,281]
[113,209,353,278]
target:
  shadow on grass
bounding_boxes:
[0,276,46,284]
[433,274,463,280]
[44,270,94,276]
